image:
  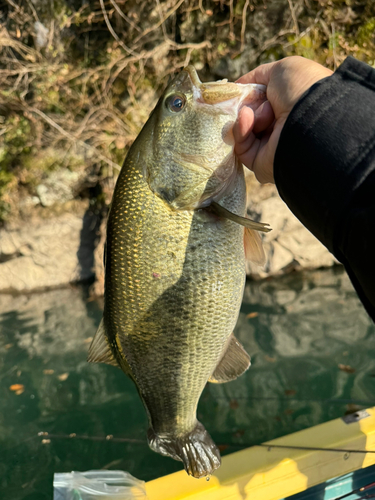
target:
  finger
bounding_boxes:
[253,101,275,135]
[236,135,261,173]
[252,123,284,184]
[233,106,255,148]
[252,132,274,184]
[236,61,278,86]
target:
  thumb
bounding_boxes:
[236,61,278,86]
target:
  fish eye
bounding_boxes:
[167,94,186,113]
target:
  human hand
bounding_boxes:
[234,56,333,183]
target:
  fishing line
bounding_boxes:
[36,432,375,455]
[257,443,375,454]
[37,432,144,444]
[211,396,375,405]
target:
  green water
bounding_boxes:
[1,267,375,499]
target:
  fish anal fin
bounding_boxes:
[87,318,119,368]
[244,227,266,267]
[209,334,251,383]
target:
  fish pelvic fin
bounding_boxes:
[148,421,221,479]
[87,318,119,368]
[244,227,266,267]
[209,333,251,383]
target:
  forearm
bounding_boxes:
[274,56,375,320]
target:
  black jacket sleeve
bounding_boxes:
[274,56,375,321]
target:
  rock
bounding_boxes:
[213,56,243,80]
[245,178,338,278]
[0,203,99,292]
[19,196,40,209]
[36,170,82,207]
[34,21,49,49]
[89,214,107,297]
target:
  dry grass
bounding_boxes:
[0,0,374,220]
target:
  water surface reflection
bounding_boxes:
[1,268,375,499]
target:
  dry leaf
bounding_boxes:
[264,355,276,363]
[115,137,126,149]
[15,389,24,395]
[285,389,296,396]
[338,364,356,374]
[83,337,93,344]
[10,384,24,392]
[346,404,362,414]
[229,399,239,410]
[5,344,13,349]
[218,444,229,452]
[58,373,69,381]
[246,312,259,319]
[233,429,245,439]
[43,369,54,375]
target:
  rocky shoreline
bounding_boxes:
[0,179,338,296]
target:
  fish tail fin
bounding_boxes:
[148,421,221,478]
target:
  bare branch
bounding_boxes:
[133,0,186,45]
[240,0,250,53]
[30,108,121,171]
[109,0,142,33]
[287,0,300,35]
[99,0,138,56]
[331,22,337,70]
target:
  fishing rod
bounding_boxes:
[37,431,375,455]
[35,432,375,500]
[332,481,375,500]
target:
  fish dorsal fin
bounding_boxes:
[209,334,251,383]
[87,319,119,368]
[209,201,271,233]
[244,227,266,266]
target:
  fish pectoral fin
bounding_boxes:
[209,334,251,383]
[209,201,271,233]
[87,319,119,368]
[244,227,266,267]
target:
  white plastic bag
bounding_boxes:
[53,470,148,500]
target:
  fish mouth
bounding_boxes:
[184,65,266,110]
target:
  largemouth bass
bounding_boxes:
[88,66,268,478]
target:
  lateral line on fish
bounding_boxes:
[209,201,272,233]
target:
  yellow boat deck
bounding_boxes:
[146,407,375,500]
